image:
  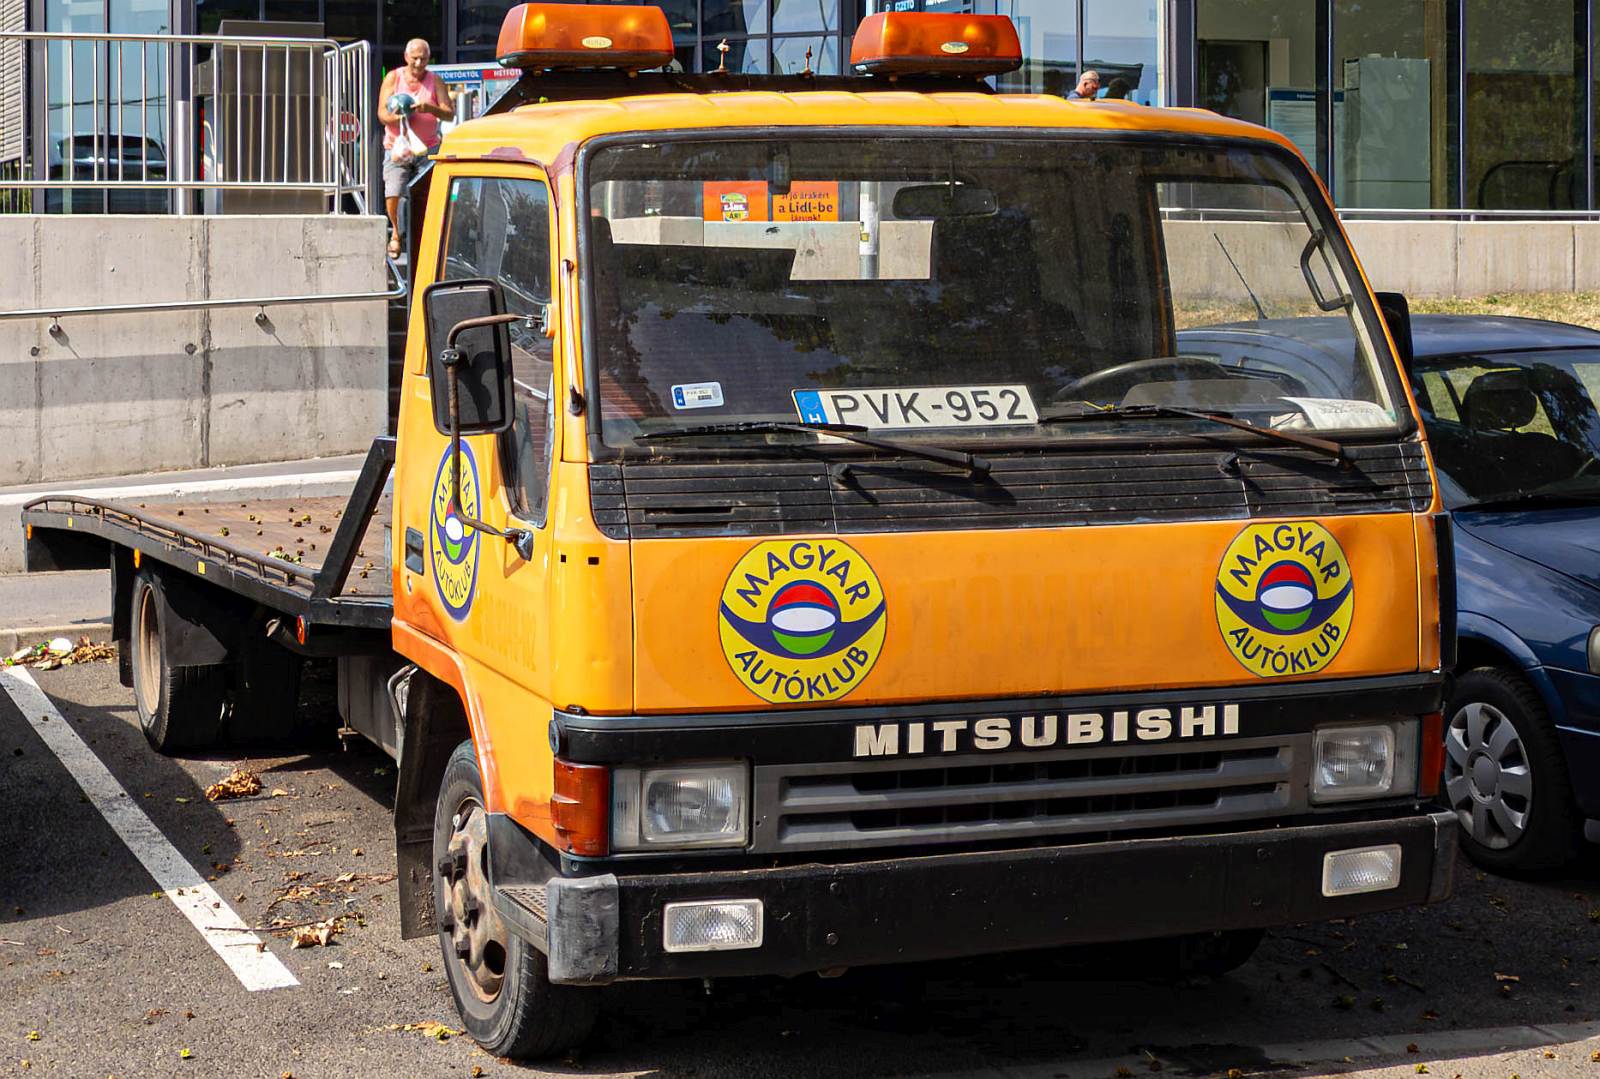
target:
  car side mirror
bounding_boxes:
[421,279,534,559]
[1375,291,1413,370]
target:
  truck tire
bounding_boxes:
[434,740,598,1059]
[1443,667,1582,875]
[129,570,226,753]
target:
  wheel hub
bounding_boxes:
[1469,752,1501,800]
[439,799,510,1003]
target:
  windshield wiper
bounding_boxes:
[1039,404,1348,464]
[635,421,992,477]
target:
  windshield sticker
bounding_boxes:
[428,442,482,622]
[671,381,725,410]
[1215,521,1354,678]
[793,385,1038,430]
[718,540,888,704]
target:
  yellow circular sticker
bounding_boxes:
[428,443,482,622]
[1215,521,1354,678]
[717,539,888,704]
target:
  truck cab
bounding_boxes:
[386,3,1455,1055]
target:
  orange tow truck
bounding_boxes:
[22,3,1457,1057]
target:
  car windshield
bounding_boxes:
[583,134,1403,451]
[1409,348,1600,507]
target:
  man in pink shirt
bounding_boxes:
[378,38,455,257]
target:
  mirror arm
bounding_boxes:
[442,310,537,559]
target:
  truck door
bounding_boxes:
[415,163,561,810]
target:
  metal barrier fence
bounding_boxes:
[0,30,371,213]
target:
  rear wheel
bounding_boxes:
[129,570,226,753]
[1443,667,1581,875]
[434,741,597,1058]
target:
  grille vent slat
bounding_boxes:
[752,738,1304,853]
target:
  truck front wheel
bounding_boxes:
[129,570,226,753]
[433,740,598,1059]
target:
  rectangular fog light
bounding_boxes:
[662,899,764,954]
[1321,844,1402,897]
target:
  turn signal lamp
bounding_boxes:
[497,3,674,73]
[551,758,609,856]
[850,12,1022,77]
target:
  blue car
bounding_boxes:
[1178,313,1600,874]
[1404,315,1600,873]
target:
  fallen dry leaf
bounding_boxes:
[289,919,340,949]
[204,769,262,801]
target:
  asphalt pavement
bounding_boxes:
[3,657,1599,1079]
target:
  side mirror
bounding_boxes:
[421,279,534,559]
[1375,290,1414,370]
[423,279,516,436]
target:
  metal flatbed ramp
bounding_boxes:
[21,438,395,630]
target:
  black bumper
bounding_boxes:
[537,810,1457,984]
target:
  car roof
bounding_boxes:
[1407,314,1600,358]
[1182,314,1600,359]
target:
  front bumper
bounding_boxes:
[528,809,1457,984]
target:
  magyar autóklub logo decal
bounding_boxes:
[1214,521,1354,678]
[717,539,887,703]
[428,442,482,622]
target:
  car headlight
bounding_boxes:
[611,762,749,851]
[1588,626,1600,675]
[1311,721,1418,804]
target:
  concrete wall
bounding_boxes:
[0,214,388,485]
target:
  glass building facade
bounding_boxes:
[15,0,1600,212]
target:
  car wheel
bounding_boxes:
[1443,667,1582,875]
[434,740,598,1058]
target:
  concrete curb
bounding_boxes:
[1,622,115,655]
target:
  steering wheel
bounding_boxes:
[1052,355,1228,403]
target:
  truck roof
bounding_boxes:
[437,90,1298,167]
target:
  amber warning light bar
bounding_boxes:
[850,12,1022,77]
[497,2,674,72]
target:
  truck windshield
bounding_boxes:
[583,135,1402,451]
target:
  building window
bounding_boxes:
[1466,0,1585,210]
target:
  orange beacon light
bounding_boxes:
[850,12,1022,77]
[497,2,675,72]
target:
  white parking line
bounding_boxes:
[1,667,299,992]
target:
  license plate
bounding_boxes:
[792,385,1039,430]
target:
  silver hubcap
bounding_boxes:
[438,798,509,1002]
[1444,701,1532,849]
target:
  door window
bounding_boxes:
[439,175,555,523]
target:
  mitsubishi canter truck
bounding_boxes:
[21,3,1457,1058]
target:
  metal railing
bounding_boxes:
[0,256,406,326]
[0,30,371,212]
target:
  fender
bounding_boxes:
[1456,610,1568,724]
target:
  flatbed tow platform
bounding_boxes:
[20,437,394,632]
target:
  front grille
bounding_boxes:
[751,735,1307,853]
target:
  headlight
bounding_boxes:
[1588,626,1600,675]
[611,762,749,851]
[1311,721,1418,804]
